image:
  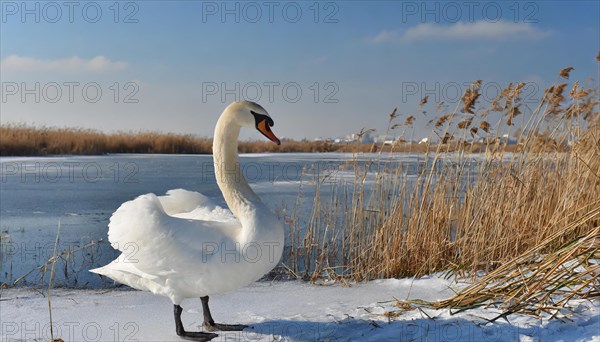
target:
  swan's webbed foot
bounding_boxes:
[202,322,248,332]
[175,304,219,341]
[176,330,219,341]
[200,296,248,332]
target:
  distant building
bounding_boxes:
[501,134,518,145]
[360,132,374,144]
[373,135,387,144]
[347,132,374,144]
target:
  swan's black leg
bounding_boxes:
[174,304,219,341]
[201,296,248,332]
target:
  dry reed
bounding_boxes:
[283,66,599,286]
[400,216,598,320]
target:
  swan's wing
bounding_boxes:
[158,189,223,218]
[92,191,242,302]
[159,188,238,224]
[105,191,241,274]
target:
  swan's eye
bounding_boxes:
[251,110,280,145]
[250,110,274,127]
[266,117,274,127]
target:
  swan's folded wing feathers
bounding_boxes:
[158,189,218,215]
[163,215,240,257]
[106,193,165,251]
[105,191,242,281]
[159,188,237,223]
[107,190,237,250]
[172,206,237,223]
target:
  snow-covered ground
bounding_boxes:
[2,276,598,341]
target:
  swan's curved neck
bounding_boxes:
[213,114,262,222]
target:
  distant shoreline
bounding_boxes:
[0,124,528,157]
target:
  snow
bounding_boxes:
[2,276,598,341]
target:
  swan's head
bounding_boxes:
[226,101,281,145]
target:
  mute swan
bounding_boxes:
[91,101,285,341]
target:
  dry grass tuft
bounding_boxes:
[434,114,452,128]
[405,218,599,320]
[461,80,481,114]
[457,118,473,129]
[479,121,491,133]
[559,66,575,79]
[403,115,415,126]
[545,83,569,115]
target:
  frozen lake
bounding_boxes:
[0,153,476,287]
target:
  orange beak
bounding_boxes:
[257,119,281,145]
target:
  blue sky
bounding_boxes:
[1,1,598,140]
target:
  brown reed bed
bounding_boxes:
[0,125,212,155]
[283,65,599,296]
[0,124,389,156]
[279,64,599,319]
[1,125,521,156]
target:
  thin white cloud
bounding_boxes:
[403,21,551,41]
[371,30,400,44]
[1,55,128,72]
[371,21,550,44]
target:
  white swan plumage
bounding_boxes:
[91,101,284,340]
